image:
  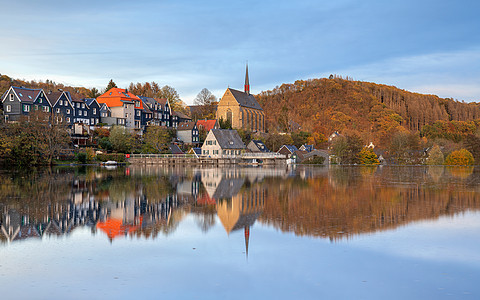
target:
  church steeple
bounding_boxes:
[244,63,250,95]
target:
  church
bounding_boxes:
[216,65,265,132]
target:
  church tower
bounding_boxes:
[244,63,250,95]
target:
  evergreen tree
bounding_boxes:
[105,79,117,92]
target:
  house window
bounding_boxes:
[9,94,13,101]
[93,108,96,114]
[56,108,60,113]
[137,110,140,116]
[6,105,11,112]
[59,100,63,106]
[23,105,30,112]
[38,99,42,103]
[76,103,80,108]
[42,106,49,112]
[81,103,85,108]
[66,117,70,122]
[66,109,70,114]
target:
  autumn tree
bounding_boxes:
[143,126,175,153]
[291,131,311,148]
[331,134,363,164]
[159,85,185,113]
[426,144,444,165]
[193,88,217,120]
[109,126,135,153]
[357,147,379,165]
[445,149,474,165]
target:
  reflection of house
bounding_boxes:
[201,129,246,158]
[216,65,265,132]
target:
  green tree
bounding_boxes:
[445,149,474,165]
[426,145,444,165]
[88,87,101,98]
[109,126,135,153]
[105,79,117,92]
[219,117,232,129]
[143,126,175,153]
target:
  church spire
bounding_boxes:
[244,63,250,95]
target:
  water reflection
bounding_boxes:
[1,165,480,246]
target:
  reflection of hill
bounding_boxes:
[259,167,480,241]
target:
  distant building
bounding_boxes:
[216,65,265,132]
[176,121,199,144]
[201,129,246,158]
[277,145,299,158]
[97,88,138,128]
[247,140,270,153]
[299,144,314,152]
[196,119,218,133]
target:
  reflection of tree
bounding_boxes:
[260,167,480,241]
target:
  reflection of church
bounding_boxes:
[199,168,265,256]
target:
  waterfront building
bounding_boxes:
[201,129,246,158]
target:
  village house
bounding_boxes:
[83,98,101,126]
[216,65,265,132]
[176,121,199,144]
[201,129,246,158]
[247,140,270,153]
[196,119,218,133]
[299,144,314,152]
[173,111,192,127]
[49,90,75,125]
[1,86,53,122]
[277,145,299,158]
[96,88,137,128]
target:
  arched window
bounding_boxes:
[226,109,232,125]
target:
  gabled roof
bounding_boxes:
[299,144,314,152]
[279,145,298,154]
[226,88,263,110]
[249,140,269,152]
[46,91,63,106]
[173,111,192,120]
[10,86,42,103]
[100,103,111,111]
[210,129,246,149]
[84,98,99,107]
[169,143,184,154]
[177,121,197,131]
[196,119,217,132]
[97,88,140,108]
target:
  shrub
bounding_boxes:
[357,147,379,165]
[76,152,87,164]
[445,149,474,165]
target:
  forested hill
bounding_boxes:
[256,77,480,140]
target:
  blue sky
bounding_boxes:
[1,0,479,104]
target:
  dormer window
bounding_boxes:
[9,94,13,101]
[38,99,42,103]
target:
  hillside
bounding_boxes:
[256,76,480,145]
[0,74,90,99]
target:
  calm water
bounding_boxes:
[0,165,479,299]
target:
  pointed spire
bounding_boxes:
[244,225,250,259]
[244,63,250,95]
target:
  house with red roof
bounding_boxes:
[196,119,218,133]
[97,88,140,129]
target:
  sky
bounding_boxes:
[0,0,479,104]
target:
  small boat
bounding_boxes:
[103,160,118,165]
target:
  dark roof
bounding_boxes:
[192,147,202,155]
[169,143,184,154]
[212,178,245,200]
[173,111,192,120]
[228,88,263,110]
[177,121,196,131]
[47,91,63,105]
[211,129,246,149]
[249,140,269,152]
[84,98,98,106]
[300,144,314,152]
[11,86,42,103]
[279,145,298,154]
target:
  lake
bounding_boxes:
[0,165,479,299]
